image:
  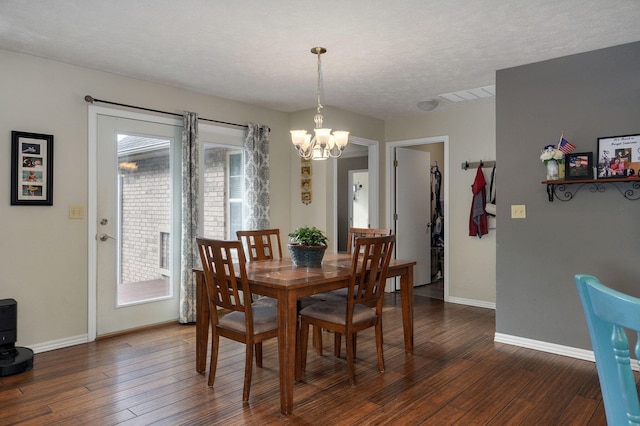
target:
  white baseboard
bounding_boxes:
[495,333,640,372]
[446,296,496,310]
[26,334,90,354]
[494,332,596,363]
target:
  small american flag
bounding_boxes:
[558,137,576,154]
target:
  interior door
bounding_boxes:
[394,147,431,287]
[96,114,182,336]
[349,169,368,228]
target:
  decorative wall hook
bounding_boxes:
[461,160,496,170]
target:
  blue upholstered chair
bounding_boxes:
[575,274,640,425]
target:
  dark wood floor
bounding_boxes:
[414,280,444,300]
[1,294,607,425]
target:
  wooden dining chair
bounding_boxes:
[314,227,393,356]
[236,228,283,261]
[346,227,392,254]
[196,237,279,401]
[236,229,282,307]
[236,228,322,354]
[575,274,640,425]
[298,235,395,386]
[317,228,392,304]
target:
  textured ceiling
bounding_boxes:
[1,0,639,120]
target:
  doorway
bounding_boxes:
[394,147,431,288]
[386,137,449,300]
[349,169,368,228]
[93,111,182,337]
[334,136,379,252]
[89,107,248,340]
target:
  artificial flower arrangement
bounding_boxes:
[540,145,564,164]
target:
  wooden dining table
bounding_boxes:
[193,252,416,415]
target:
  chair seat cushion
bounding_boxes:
[252,296,277,307]
[299,301,376,325]
[251,295,320,313]
[219,305,278,334]
[297,296,320,311]
[312,288,348,302]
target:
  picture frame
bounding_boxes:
[564,152,593,180]
[596,134,640,179]
[11,131,54,205]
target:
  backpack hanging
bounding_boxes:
[485,165,496,217]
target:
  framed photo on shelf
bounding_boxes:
[564,152,593,180]
[596,134,640,179]
[11,131,54,206]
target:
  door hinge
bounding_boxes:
[394,159,399,168]
[393,212,398,221]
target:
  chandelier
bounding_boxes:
[290,47,349,160]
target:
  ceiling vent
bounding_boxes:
[439,85,495,103]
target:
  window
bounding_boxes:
[158,230,170,276]
[116,134,172,305]
[228,151,244,239]
[201,145,244,239]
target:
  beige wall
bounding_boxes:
[1,48,496,350]
[0,49,291,347]
[385,101,496,304]
[289,107,384,251]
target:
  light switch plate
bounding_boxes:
[511,204,526,219]
[69,205,84,219]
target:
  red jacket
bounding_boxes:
[469,166,488,238]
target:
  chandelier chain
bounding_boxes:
[316,50,323,118]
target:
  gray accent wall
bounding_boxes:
[496,41,640,349]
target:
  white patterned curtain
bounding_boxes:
[179,112,199,323]
[243,123,270,229]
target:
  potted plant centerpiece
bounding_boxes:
[287,226,328,267]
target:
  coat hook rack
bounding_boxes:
[461,160,496,170]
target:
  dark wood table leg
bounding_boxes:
[276,289,298,414]
[400,266,414,354]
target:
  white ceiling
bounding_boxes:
[1,0,639,120]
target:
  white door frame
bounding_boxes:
[385,136,450,300]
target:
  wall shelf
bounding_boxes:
[542,177,640,201]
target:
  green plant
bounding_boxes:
[288,226,328,247]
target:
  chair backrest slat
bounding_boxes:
[197,238,252,317]
[575,274,640,425]
[349,235,395,307]
[236,229,283,261]
[346,227,392,254]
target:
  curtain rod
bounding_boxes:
[84,95,249,129]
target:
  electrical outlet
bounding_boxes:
[69,205,84,219]
[511,204,526,219]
